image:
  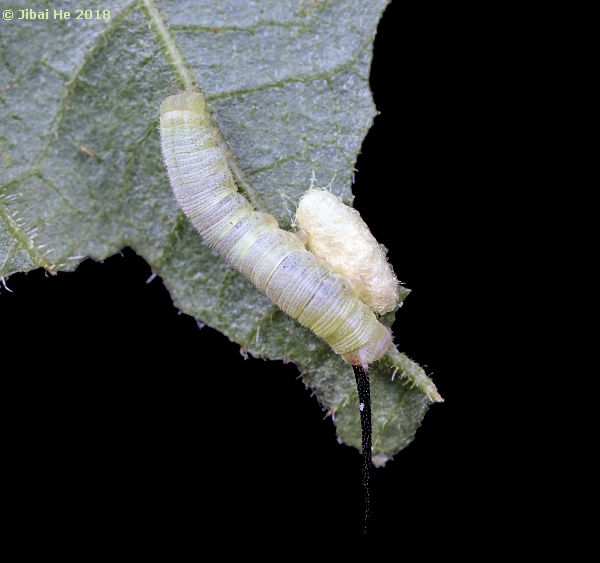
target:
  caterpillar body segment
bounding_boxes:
[159,91,393,365]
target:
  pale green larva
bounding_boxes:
[296,189,398,315]
[159,91,393,367]
[159,90,396,532]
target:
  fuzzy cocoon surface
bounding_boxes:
[296,189,398,315]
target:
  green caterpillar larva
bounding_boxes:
[159,90,392,366]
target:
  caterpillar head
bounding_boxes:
[160,90,205,116]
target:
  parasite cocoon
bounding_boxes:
[296,189,398,315]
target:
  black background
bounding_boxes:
[1,2,470,540]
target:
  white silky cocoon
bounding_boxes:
[296,189,398,315]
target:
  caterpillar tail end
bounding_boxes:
[341,326,393,366]
[160,91,205,116]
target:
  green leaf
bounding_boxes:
[0,0,441,465]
